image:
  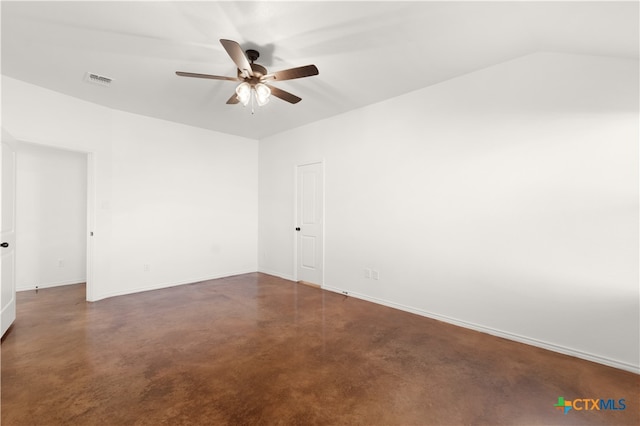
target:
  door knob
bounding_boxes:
[295,227,301,231]
[1,242,8,248]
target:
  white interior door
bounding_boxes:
[1,131,17,337]
[296,162,324,286]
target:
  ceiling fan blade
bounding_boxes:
[226,93,240,105]
[266,85,302,104]
[263,65,319,82]
[176,71,240,82]
[220,39,253,77]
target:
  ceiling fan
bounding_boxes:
[176,39,319,108]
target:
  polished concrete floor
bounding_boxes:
[1,273,638,425]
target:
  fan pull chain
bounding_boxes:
[251,88,255,115]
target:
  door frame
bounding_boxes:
[293,160,325,286]
[85,152,95,301]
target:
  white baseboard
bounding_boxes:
[90,269,258,302]
[257,268,295,282]
[17,279,86,292]
[322,285,640,375]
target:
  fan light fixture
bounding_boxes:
[235,82,271,108]
[255,83,271,106]
[235,82,251,105]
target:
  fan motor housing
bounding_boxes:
[238,63,267,79]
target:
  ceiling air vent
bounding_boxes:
[84,72,113,87]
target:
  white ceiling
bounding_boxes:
[2,1,638,140]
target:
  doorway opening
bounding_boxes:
[14,142,93,300]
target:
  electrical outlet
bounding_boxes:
[372,270,380,280]
[364,268,371,279]
[58,259,65,268]
[143,264,150,272]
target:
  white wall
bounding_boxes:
[258,52,639,372]
[15,143,87,290]
[108,109,258,296]
[2,76,258,300]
